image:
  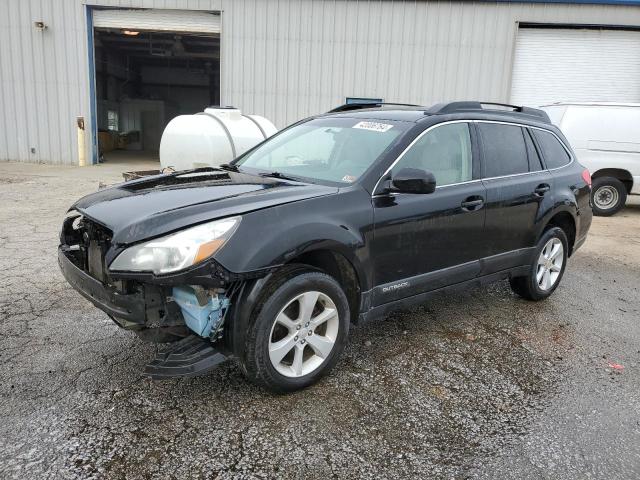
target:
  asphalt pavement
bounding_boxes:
[1,161,638,479]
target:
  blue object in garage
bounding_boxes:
[172,286,230,338]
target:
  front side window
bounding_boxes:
[392,123,473,187]
[235,118,407,184]
[479,123,528,178]
[533,129,571,169]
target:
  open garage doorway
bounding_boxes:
[90,9,220,165]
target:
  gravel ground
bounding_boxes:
[1,161,639,479]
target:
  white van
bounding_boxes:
[541,103,640,216]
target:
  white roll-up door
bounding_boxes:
[510,28,640,107]
[93,9,220,34]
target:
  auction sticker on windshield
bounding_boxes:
[353,121,394,133]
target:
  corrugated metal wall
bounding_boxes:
[1,0,640,164]
[224,0,640,127]
[0,0,223,165]
[0,0,90,165]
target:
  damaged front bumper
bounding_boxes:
[58,247,146,327]
[58,212,276,378]
[59,245,236,340]
[143,335,228,379]
[59,246,235,377]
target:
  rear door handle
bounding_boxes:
[461,197,484,211]
[534,184,551,196]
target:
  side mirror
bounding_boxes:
[391,168,436,194]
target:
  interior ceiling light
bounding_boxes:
[122,30,140,36]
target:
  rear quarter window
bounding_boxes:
[533,129,572,169]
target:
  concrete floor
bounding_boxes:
[102,150,160,166]
[1,161,639,479]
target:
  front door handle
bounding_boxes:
[461,196,484,211]
[534,183,551,196]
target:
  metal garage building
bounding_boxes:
[1,0,639,166]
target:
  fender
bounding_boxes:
[535,196,581,254]
[537,203,578,237]
[536,160,591,247]
[214,188,374,291]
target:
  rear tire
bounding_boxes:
[242,268,350,393]
[510,227,568,301]
[591,176,626,216]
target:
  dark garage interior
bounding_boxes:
[93,29,220,162]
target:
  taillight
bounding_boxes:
[581,169,592,186]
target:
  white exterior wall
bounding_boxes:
[1,0,640,165]
[511,28,640,106]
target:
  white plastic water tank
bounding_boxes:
[159,107,277,171]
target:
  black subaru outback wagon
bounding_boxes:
[59,101,592,392]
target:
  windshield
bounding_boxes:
[234,117,407,184]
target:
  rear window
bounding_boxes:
[478,123,529,178]
[533,129,572,169]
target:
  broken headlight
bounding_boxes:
[109,216,241,275]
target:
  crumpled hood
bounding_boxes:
[72,169,338,245]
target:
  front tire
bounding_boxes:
[510,227,568,301]
[591,176,627,216]
[242,269,350,393]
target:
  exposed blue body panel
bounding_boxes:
[172,287,229,338]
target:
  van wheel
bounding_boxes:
[242,269,350,393]
[510,227,568,301]
[591,177,626,216]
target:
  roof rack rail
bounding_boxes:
[328,102,423,113]
[428,101,551,123]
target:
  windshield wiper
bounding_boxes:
[219,163,239,172]
[258,171,303,182]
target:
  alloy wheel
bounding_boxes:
[536,238,564,291]
[268,291,340,378]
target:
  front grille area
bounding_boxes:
[60,213,113,283]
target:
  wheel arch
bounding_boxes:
[542,210,577,256]
[226,244,367,359]
[284,248,363,324]
[591,168,633,194]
